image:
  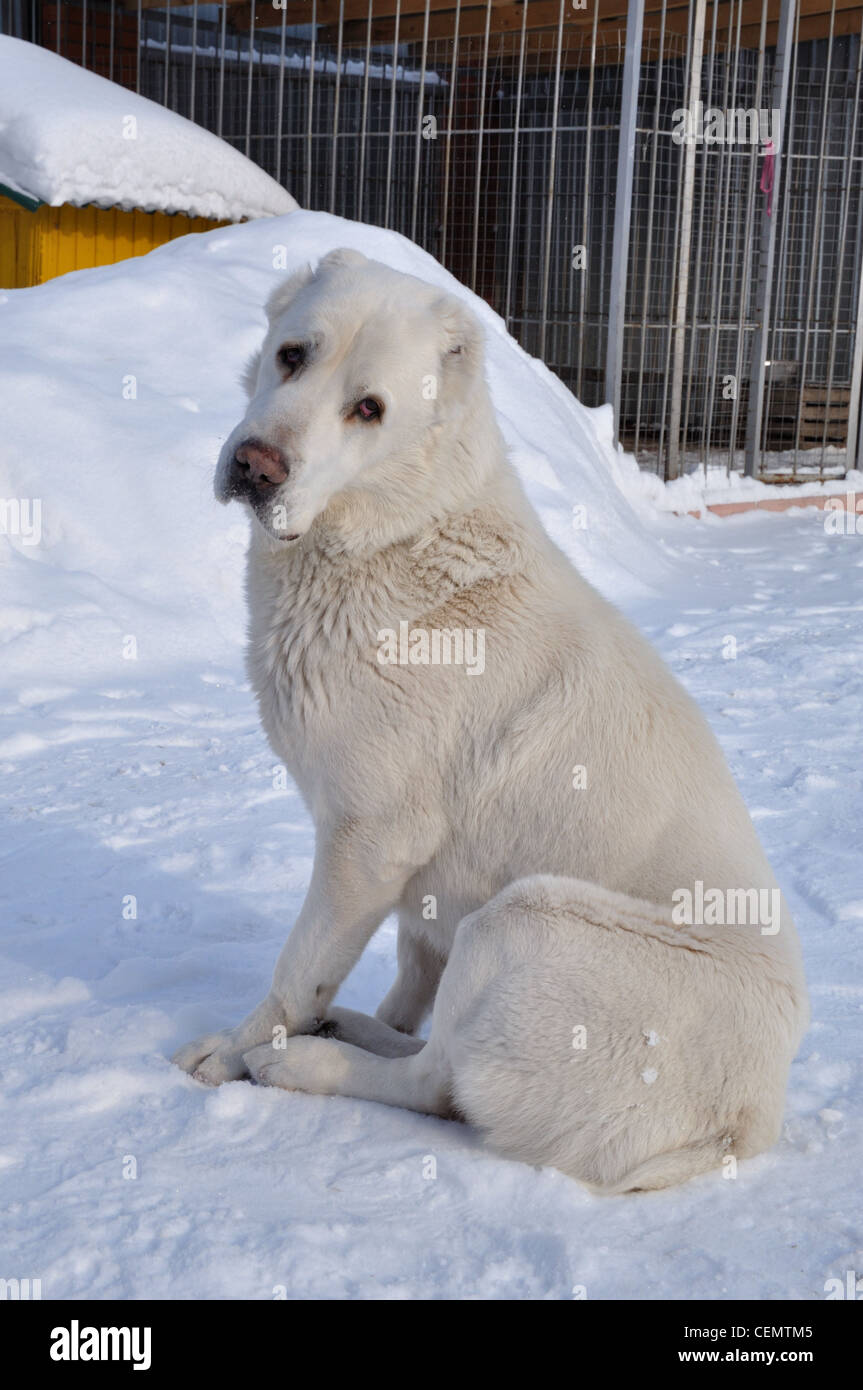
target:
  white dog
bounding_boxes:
[174,249,808,1193]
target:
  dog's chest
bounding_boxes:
[245,546,397,767]
[244,518,519,794]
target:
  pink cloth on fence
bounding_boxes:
[760,140,775,216]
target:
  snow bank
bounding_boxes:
[0,35,297,220]
[0,210,664,695]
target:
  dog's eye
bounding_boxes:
[277,344,304,376]
[355,397,382,422]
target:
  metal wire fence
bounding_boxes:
[4,0,862,482]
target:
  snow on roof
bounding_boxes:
[142,33,447,86]
[0,35,298,221]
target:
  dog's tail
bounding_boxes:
[583,1133,734,1196]
[587,1101,784,1194]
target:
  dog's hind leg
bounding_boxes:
[243,1035,453,1117]
[316,1006,426,1058]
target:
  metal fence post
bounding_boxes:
[837,17,863,477]
[605,0,644,443]
[666,0,706,481]
[744,0,798,478]
[846,221,863,474]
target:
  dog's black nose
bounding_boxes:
[232,440,289,495]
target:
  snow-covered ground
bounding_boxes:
[1,213,860,1301]
[0,35,297,220]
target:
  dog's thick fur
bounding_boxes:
[174,249,808,1193]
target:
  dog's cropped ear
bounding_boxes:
[435,294,485,394]
[317,247,369,274]
[264,262,316,324]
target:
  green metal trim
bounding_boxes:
[0,182,43,213]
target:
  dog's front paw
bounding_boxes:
[172,1028,253,1085]
[173,996,287,1085]
[244,1036,346,1094]
[243,1041,290,1088]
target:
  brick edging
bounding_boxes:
[674,490,863,520]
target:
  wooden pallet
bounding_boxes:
[766,385,851,447]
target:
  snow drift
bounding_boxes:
[0,210,663,693]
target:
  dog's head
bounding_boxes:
[215,249,490,549]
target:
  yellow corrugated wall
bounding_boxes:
[0,195,228,287]
[0,195,37,285]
